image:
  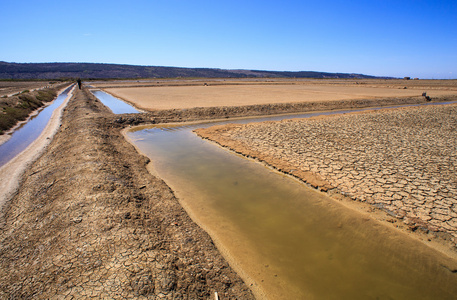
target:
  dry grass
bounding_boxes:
[0,81,55,97]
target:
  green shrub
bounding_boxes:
[36,89,56,102]
[4,107,28,120]
[19,94,42,108]
[0,111,22,131]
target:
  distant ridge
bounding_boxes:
[0,61,382,80]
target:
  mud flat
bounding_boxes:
[104,82,457,111]
[195,103,457,251]
[0,88,253,299]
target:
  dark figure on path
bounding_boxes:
[77,79,82,89]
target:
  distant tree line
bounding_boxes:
[0,61,383,80]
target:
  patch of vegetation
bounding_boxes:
[0,85,64,133]
[36,89,57,102]
[0,107,29,132]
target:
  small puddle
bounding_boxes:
[91,90,141,114]
[127,103,457,299]
[0,85,73,167]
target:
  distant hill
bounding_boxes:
[0,61,381,80]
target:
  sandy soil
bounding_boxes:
[104,83,456,111]
[95,78,457,111]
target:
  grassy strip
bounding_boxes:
[0,84,68,134]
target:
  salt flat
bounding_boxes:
[101,79,457,111]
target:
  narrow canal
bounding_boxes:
[91,90,141,114]
[126,106,457,299]
[0,85,74,167]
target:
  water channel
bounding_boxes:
[0,85,74,167]
[91,90,141,114]
[126,104,457,299]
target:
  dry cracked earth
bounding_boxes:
[196,104,457,246]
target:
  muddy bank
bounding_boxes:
[115,94,457,126]
[195,104,457,251]
[0,88,253,299]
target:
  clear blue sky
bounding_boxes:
[1,0,456,78]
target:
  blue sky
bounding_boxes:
[1,0,456,78]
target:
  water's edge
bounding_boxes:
[0,85,75,210]
[125,102,457,300]
[0,85,74,167]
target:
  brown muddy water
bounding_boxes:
[127,109,457,299]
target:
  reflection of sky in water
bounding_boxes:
[91,90,140,114]
[0,86,73,167]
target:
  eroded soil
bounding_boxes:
[0,88,254,299]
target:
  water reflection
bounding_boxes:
[91,90,141,114]
[0,85,73,167]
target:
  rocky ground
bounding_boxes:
[195,104,457,247]
[0,88,254,299]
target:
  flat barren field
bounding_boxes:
[100,79,457,111]
[0,81,57,97]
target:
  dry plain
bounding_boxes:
[93,79,457,111]
[0,81,57,97]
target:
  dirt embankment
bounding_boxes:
[0,88,254,299]
[112,94,457,127]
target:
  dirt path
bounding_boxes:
[0,88,253,299]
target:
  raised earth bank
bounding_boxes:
[0,83,69,136]
[114,94,456,126]
[0,88,254,299]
